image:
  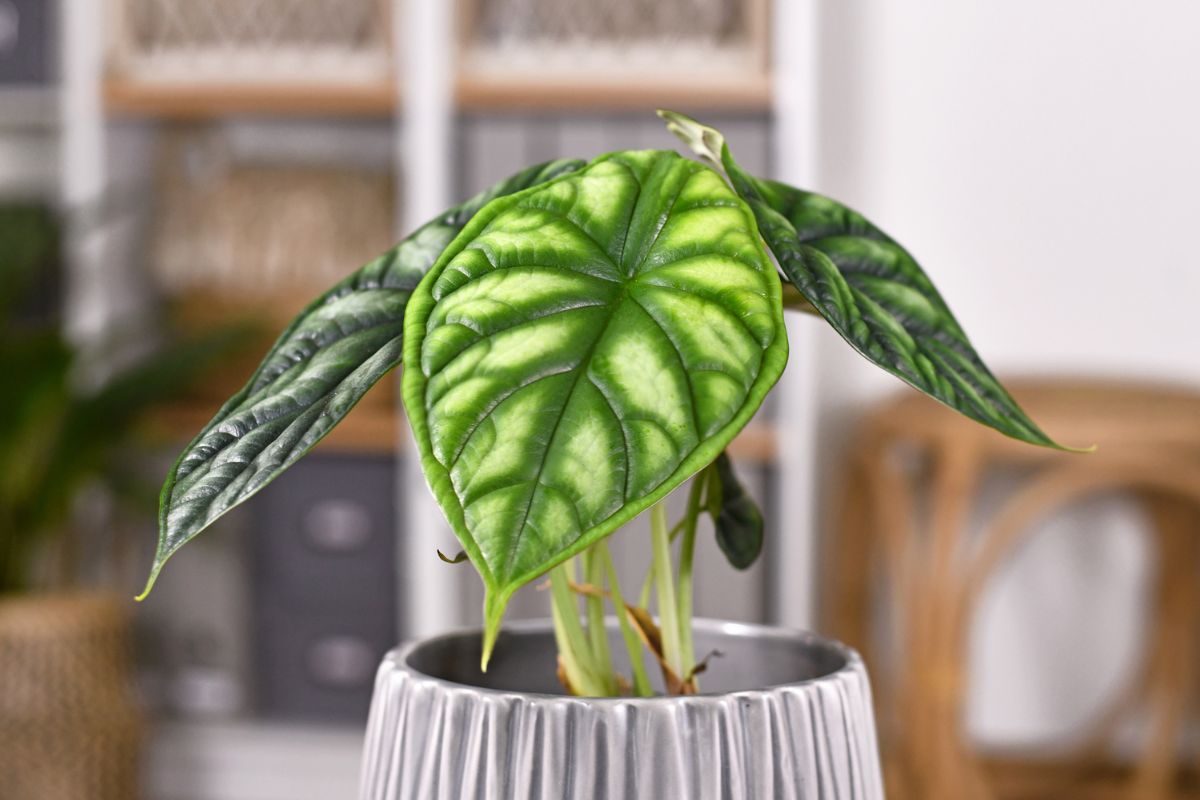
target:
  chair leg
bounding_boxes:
[915,442,989,800]
[825,453,875,651]
[1130,495,1200,800]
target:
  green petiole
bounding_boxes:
[599,541,653,697]
[650,502,683,680]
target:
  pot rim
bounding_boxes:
[387,616,863,704]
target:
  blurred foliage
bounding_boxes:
[0,204,249,593]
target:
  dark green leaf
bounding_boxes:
[706,452,763,570]
[436,549,469,564]
[661,110,1075,451]
[402,150,788,657]
[143,159,586,597]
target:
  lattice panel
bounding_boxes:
[110,0,391,82]
[127,0,379,48]
[461,0,767,76]
[474,0,745,46]
[151,130,395,298]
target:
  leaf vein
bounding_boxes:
[627,294,703,443]
[445,365,578,471]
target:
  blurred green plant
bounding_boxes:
[0,204,248,594]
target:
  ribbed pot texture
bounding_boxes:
[360,619,884,799]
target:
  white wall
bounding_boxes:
[815,1,1199,397]
[807,1,1200,746]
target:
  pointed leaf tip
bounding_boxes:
[480,589,510,672]
[701,129,1081,453]
[657,109,725,166]
[134,561,163,602]
[480,626,497,673]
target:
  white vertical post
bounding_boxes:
[59,0,108,344]
[396,0,460,638]
[768,0,822,630]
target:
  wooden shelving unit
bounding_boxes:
[103,75,768,118]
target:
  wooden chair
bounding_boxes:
[824,380,1200,800]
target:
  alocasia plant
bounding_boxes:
[145,112,1072,696]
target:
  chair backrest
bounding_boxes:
[825,378,1200,800]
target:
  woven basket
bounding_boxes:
[151,130,398,406]
[0,594,142,800]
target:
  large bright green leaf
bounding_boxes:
[661,111,1073,450]
[402,150,789,658]
[143,159,585,597]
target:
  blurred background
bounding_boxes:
[1,0,1197,798]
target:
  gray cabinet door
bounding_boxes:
[251,454,399,723]
[0,0,54,84]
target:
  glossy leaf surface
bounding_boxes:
[661,111,1069,450]
[403,150,788,644]
[145,159,586,595]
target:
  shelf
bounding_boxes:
[146,719,362,800]
[102,74,769,117]
[455,72,772,112]
[103,78,397,119]
[0,87,58,129]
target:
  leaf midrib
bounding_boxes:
[172,320,405,504]
[494,157,696,580]
[497,287,621,580]
[251,286,412,391]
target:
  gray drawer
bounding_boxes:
[251,454,397,612]
[254,603,393,723]
[249,453,399,722]
[0,0,53,84]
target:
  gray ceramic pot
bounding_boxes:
[360,619,884,799]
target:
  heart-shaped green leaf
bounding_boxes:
[142,159,586,597]
[707,452,763,570]
[661,110,1073,451]
[402,150,789,655]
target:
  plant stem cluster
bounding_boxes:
[549,463,716,697]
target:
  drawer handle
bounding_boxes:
[306,636,377,688]
[303,499,372,552]
[0,3,19,55]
